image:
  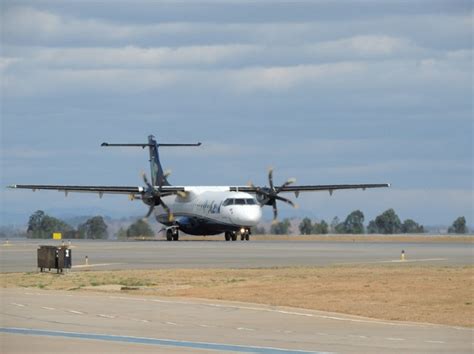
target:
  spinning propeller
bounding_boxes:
[250,168,298,222]
[141,171,174,222]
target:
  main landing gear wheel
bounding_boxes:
[225,232,231,241]
[166,228,179,241]
[231,232,237,241]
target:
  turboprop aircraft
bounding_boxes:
[8,135,389,241]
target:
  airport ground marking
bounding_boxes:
[110,294,458,329]
[10,303,25,307]
[40,307,55,311]
[67,310,84,315]
[385,337,405,341]
[0,327,330,354]
[425,340,445,344]
[72,263,123,268]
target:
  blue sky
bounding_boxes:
[1,0,472,226]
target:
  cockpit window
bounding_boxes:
[223,198,233,206]
[223,198,257,206]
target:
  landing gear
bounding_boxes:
[166,227,179,241]
[225,231,237,241]
[225,229,250,241]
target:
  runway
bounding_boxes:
[1,288,472,353]
[1,239,472,272]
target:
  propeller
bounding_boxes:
[141,171,174,222]
[251,168,298,223]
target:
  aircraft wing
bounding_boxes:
[230,183,390,194]
[7,184,185,197]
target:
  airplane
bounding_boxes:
[8,135,390,241]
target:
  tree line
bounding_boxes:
[27,210,155,239]
[26,209,468,238]
[255,209,468,235]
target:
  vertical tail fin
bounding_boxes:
[148,135,170,186]
[101,135,201,187]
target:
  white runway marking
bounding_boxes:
[41,307,55,310]
[111,295,444,328]
[11,303,25,307]
[425,340,445,344]
[72,263,122,268]
[97,314,115,319]
[237,327,255,331]
[131,318,149,323]
[165,321,179,326]
[348,334,367,339]
[386,337,405,341]
[67,310,84,315]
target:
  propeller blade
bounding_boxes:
[142,172,152,188]
[272,200,278,221]
[144,205,154,218]
[160,199,174,222]
[275,195,296,207]
[268,168,274,190]
[177,191,188,198]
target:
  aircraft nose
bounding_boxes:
[238,206,262,226]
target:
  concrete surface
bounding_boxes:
[1,288,472,354]
[0,239,472,272]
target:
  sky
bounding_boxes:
[1,0,472,227]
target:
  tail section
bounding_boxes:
[148,135,169,186]
[101,135,201,187]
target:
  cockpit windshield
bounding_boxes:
[223,198,257,206]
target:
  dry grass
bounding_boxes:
[1,264,473,327]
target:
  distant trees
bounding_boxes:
[26,210,112,239]
[78,216,108,239]
[252,225,267,235]
[448,216,467,234]
[270,219,291,235]
[366,209,424,234]
[27,210,74,239]
[298,218,313,235]
[126,219,154,238]
[401,219,424,233]
[340,210,365,234]
[312,220,328,234]
[367,208,402,234]
[298,218,328,235]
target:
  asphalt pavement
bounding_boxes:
[1,288,472,353]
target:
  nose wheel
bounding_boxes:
[225,229,250,241]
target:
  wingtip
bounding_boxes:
[7,184,17,189]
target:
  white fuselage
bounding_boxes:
[154,187,261,235]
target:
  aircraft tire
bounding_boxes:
[166,229,173,241]
[225,232,231,241]
[245,233,250,241]
[172,231,179,241]
[231,233,237,241]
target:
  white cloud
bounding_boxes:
[306,35,420,58]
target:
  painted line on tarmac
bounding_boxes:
[72,263,123,268]
[0,327,330,354]
[335,258,448,265]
